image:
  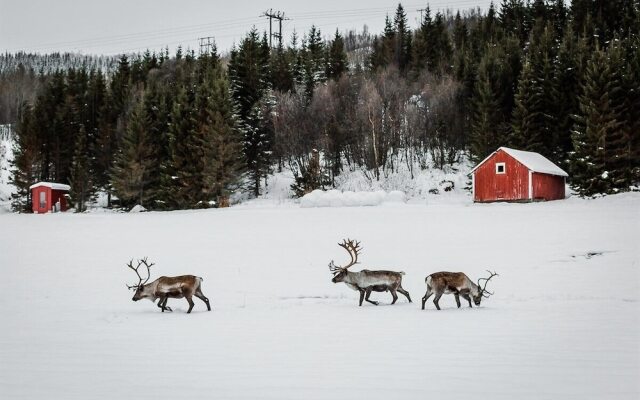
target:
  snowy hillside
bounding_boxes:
[0,193,638,399]
[0,126,15,212]
[249,157,473,206]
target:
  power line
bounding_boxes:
[6,16,263,52]
[6,0,489,54]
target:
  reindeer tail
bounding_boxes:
[399,271,406,275]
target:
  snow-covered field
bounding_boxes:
[0,194,638,399]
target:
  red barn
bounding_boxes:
[30,182,70,213]
[471,147,568,203]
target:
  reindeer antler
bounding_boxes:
[337,239,362,270]
[477,270,498,298]
[328,260,342,274]
[126,258,154,290]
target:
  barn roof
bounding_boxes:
[471,147,568,177]
[29,182,71,191]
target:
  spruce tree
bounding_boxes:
[453,11,469,51]
[70,124,92,212]
[605,39,638,190]
[169,84,197,208]
[289,31,306,89]
[410,6,432,74]
[393,3,412,73]
[142,78,171,207]
[271,41,294,92]
[621,37,640,188]
[202,66,245,207]
[511,59,545,152]
[110,101,158,208]
[327,30,348,80]
[570,46,623,196]
[10,105,38,212]
[369,16,394,71]
[303,25,326,97]
[471,71,502,161]
[95,55,131,207]
[499,0,529,45]
[229,29,274,197]
[527,23,560,159]
[554,27,583,167]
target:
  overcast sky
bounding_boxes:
[1,0,493,55]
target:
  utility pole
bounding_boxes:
[417,8,428,26]
[261,9,289,47]
[198,36,216,55]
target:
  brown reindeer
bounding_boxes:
[126,258,211,313]
[329,239,412,306]
[421,270,498,310]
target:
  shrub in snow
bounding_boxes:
[440,180,455,192]
[300,189,406,208]
[290,150,331,198]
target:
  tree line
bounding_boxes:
[8,1,640,211]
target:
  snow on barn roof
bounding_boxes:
[29,182,71,191]
[471,147,568,177]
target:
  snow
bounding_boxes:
[0,193,638,399]
[28,182,71,191]
[129,204,147,213]
[300,189,406,207]
[472,147,569,177]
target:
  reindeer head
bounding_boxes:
[329,239,361,283]
[474,270,499,305]
[126,258,155,301]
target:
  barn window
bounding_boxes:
[496,162,506,174]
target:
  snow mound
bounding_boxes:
[129,205,146,213]
[300,189,406,208]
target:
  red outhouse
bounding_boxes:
[30,182,70,213]
[471,147,568,203]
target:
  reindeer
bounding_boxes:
[421,270,498,310]
[126,258,211,313]
[329,239,412,306]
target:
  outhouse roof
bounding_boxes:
[29,182,71,191]
[471,147,569,177]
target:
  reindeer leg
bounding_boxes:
[157,297,166,312]
[461,293,473,308]
[454,293,461,308]
[365,288,378,306]
[398,287,412,303]
[186,295,195,314]
[433,292,443,310]
[162,297,172,312]
[195,290,211,311]
[390,289,398,305]
[158,296,171,312]
[358,289,365,306]
[421,289,433,310]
